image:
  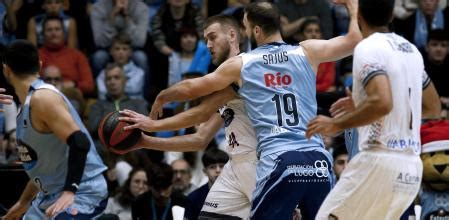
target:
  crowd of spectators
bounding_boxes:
[0,0,448,219]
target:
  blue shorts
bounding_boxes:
[251,149,334,219]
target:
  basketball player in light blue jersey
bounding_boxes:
[147,1,362,218]
[2,40,107,219]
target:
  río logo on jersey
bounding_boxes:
[264,72,292,87]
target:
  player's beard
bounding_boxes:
[249,32,257,46]
[213,43,231,66]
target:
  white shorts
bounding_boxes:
[316,150,422,220]
[200,153,257,219]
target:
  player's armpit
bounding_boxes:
[30,89,80,141]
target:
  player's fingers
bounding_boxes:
[46,204,56,216]
[118,116,131,122]
[119,110,132,117]
[123,123,140,131]
[330,107,346,117]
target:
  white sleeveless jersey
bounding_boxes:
[219,98,258,157]
[352,33,424,155]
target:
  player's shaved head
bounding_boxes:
[204,15,241,42]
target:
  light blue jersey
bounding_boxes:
[16,79,107,216]
[239,42,324,158]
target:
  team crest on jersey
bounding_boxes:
[17,140,38,170]
[219,106,235,127]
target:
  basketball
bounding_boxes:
[98,111,141,152]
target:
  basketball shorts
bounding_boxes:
[24,174,108,219]
[316,149,422,220]
[250,148,334,220]
[200,152,257,219]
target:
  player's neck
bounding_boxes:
[257,32,283,46]
[362,26,390,38]
[228,44,240,58]
[13,75,39,104]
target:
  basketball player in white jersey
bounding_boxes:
[119,15,258,219]
[306,0,433,219]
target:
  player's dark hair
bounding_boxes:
[202,148,229,168]
[146,163,173,190]
[359,0,395,27]
[3,40,40,76]
[204,14,241,42]
[244,2,280,35]
[427,29,449,42]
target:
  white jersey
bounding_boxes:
[219,98,258,158]
[352,33,424,155]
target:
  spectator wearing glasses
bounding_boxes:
[42,65,85,115]
[171,159,197,196]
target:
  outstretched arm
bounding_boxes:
[150,56,242,119]
[301,0,362,71]
[115,114,224,154]
[120,87,236,132]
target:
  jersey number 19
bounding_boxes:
[272,93,299,126]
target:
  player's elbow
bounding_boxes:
[375,98,393,116]
[191,135,209,150]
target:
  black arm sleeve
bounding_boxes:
[63,130,90,193]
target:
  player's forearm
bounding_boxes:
[334,95,392,130]
[140,115,222,152]
[17,180,39,204]
[152,105,214,132]
[343,4,362,51]
[157,80,202,104]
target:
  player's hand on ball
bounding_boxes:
[3,201,29,220]
[119,109,156,132]
[306,115,342,138]
[45,191,76,217]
